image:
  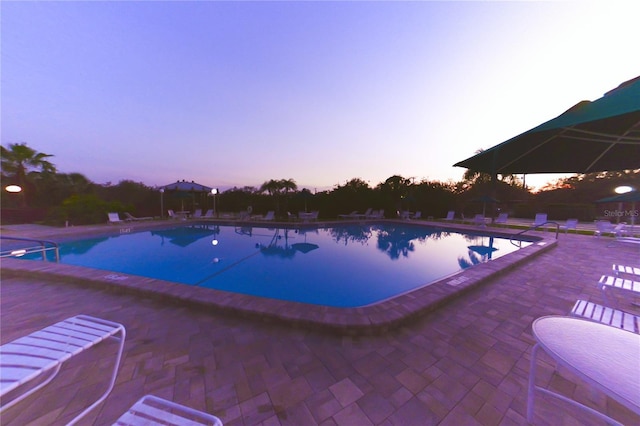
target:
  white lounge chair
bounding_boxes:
[559,218,578,234]
[411,211,422,220]
[202,209,214,218]
[338,211,359,219]
[608,224,640,246]
[494,213,508,226]
[613,264,640,278]
[598,274,640,309]
[570,299,639,334]
[0,315,126,423]
[108,212,123,224]
[191,209,203,219]
[115,395,223,426]
[444,211,455,221]
[168,210,179,220]
[124,212,153,221]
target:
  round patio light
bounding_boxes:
[5,184,22,193]
[614,185,634,194]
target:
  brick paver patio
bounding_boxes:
[1,223,639,425]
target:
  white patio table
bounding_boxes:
[527,315,640,425]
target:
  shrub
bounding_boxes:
[46,194,131,226]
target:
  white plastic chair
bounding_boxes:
[594,220,614,237]
[114,395,223,426]
[494,213,508,226]
[260,211,275,221]
[599,274,640,309]
[0,315,126,424]
[559,218,578,233]
[108,212,123,224]
[612,264,640,278]
[473,214,487,227]
[532,213,547,227]
[570,299,639,333]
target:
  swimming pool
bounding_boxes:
[26,223,532,308]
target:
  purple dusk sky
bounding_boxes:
[2,1,639,191]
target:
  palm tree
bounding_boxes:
[1,143,56,207]
[279,178,297,194]
[259,179,298,216]
[259,179,283,197]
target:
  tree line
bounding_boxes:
[1,143,638,225]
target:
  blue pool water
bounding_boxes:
[29,223,531,307]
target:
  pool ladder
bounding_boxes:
[0,236,60,262]
[510,221,559,247]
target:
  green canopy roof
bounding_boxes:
[454,76,640,175]
[595,191,640,203]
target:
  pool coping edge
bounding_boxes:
[1,221,558,335]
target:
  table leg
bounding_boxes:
[527,343,541,422]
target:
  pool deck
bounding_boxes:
[1,219,557,334]
[1,219,639,425]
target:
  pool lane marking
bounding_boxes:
[193,250,262,286]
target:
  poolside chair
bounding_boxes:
[168,209,179,220]
[260,211,275,221]
[411,211,422,220]
[108,212,124,224]
[570,299,639,334]
[115,395,223,426]
[601,224,638,245]
[494,212,508,226]
[124,212,152,221]
[559,218,578,234]
[444,211,455,221]
[367,210,384,219]
[0,315,126,423]
[598,274,640,309]
[532,213,547,228]
[594,220,614,237]
[338,211,359,219]
[472,214,487,227]
[191,209,203,219]
[203,209,214,218]
[613,264,640,278]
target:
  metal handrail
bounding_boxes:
[510,221,559,247]
[0,236,60,262]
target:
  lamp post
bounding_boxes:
[211,188,218,218]
[160,189,164,219]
